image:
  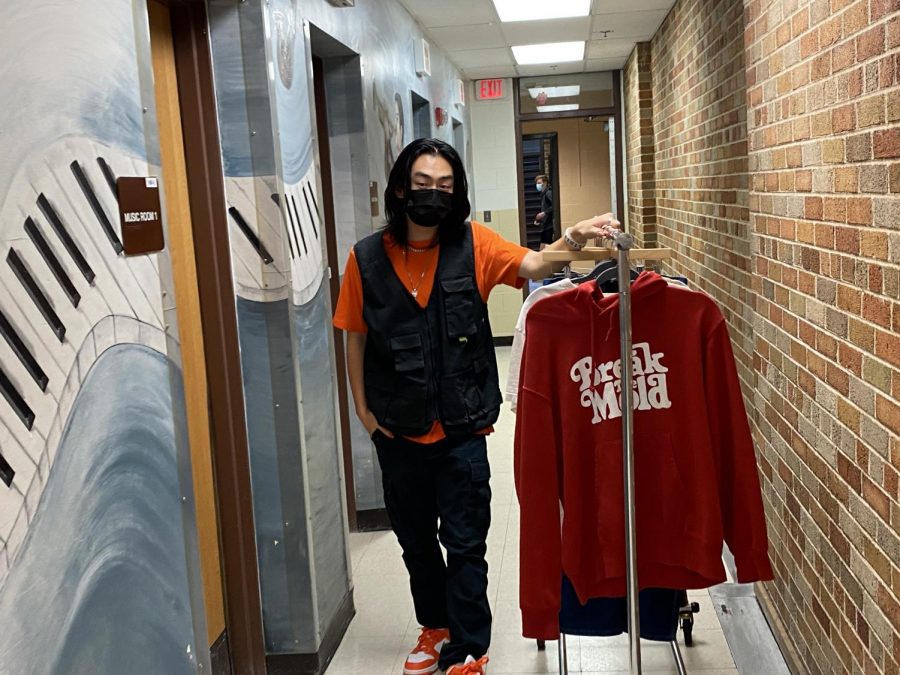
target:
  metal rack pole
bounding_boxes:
[558,634,569,674]
[671,639,688,675]
[615,232,641,675]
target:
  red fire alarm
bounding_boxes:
[435,107,449,127]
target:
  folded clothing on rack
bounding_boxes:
[558,576,680,641]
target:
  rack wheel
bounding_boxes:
[677,596,699,647]
[536,639,546,651]
[681,615,694,646]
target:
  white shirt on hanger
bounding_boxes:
[506,277,576,413]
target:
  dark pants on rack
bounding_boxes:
[559,576,681,641]
[373,432,492,667]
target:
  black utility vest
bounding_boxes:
[355,223,502,438]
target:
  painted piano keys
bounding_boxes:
[0,138,166,576]
[225,167,324,306]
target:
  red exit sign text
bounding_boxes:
[476,79,505,100]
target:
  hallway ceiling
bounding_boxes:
[396,0,676,79]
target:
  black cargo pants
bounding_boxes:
[373,431,492,667]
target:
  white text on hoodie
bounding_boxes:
[569,343,672,424]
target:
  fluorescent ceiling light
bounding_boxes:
[536,104,580,112]
[492,0,591,22]
[512,41,585,65]
[528,85,581,99]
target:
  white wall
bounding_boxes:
[469,79,523,337]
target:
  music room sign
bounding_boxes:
[117,176,165,255]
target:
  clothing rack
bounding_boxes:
[540,235,686,675]
[541,245,671,263]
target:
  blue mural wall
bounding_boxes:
[206,0,472,658]
[0,346,198,674]
[0,0,471,667]
[0,1,207,673]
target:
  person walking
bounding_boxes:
[535,174,554,250]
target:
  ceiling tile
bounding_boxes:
[585,58,628,71]
[592,0,675,13]
[396,0,674,81]
[500,16,592,45]
[463,65,518,79]
[428,23,507,51]
[450,47,514,68]
[515,62,586,78]
[587,38,638,59]
[397,0,498,27]
[591,10,670,39]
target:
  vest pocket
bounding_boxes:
[442,276,478,340]
[390,333,425,372]
[384,334,429,430]
[441,356,489,428]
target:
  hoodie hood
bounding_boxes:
[576,271,669,344]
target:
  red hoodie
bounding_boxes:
[514,272,773,640]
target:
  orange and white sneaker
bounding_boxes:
[445,655,489,675]
[403,627,450,675]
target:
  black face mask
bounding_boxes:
[406,189,453,228]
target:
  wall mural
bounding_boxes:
[0,1,206,673]
[374,88,407,184]
[208,0,343,655]
[0,0,472,669]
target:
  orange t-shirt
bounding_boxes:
[333,221,530,444]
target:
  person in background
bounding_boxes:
[535,174,554,250]
[333,138,619,675]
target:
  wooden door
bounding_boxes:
[147,0,225,647]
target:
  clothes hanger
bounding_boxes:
[571,258,617,284]
[596,262,640,293]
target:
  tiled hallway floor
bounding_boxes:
[329,348,741,674]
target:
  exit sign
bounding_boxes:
[476,79,505,100]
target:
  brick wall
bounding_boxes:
[745,0,900,672]
[650,0,756,385]
[626,0,900,673]
[624,43,658,249]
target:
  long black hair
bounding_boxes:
[383,138,471,246]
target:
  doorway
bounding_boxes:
[147,1,265,672]
[310,51,356,531]
[411,91,432,139]
[514,72,625,254]
[521,132,559,250]
[452,117,465,163]
[307,25,373,534]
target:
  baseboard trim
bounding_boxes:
[355,507,392,532]
[210,629,232,675]
[265,590,356,675]
[264,652,317,674]
[755,582,807,675]
[317,590,356,673]
[493,335,514,347]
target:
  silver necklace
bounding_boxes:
[406,242,433,253]
[403,247,430,299]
